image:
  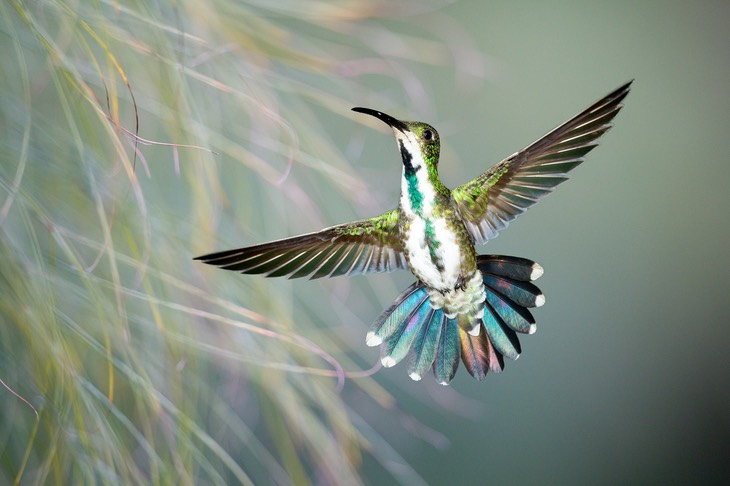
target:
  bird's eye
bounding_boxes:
[422,129,433,141]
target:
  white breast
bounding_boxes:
[403,215,463,290]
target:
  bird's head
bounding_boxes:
[352,107,440,178]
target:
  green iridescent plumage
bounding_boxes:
[196,81,632,384]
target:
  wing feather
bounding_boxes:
[195,209,406,279]
[452,81,632,244]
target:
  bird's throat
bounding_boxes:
[405,170,425,215]
[399,139,418,178]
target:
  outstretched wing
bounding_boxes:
[452,81,632,244]
[195,209,407,279]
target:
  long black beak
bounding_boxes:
[352,107,408,132]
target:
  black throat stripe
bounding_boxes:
[399,140,420,177]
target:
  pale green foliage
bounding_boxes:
[0,0,476,484]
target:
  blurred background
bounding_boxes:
[1,0,728,484]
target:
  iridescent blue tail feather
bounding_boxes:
[367,255,545,384]
[432,317,460,385]
[407,308,445,381]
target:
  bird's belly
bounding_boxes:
[404,217,465,291]
[404,216,485,320]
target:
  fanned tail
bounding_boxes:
[367,255,545,384]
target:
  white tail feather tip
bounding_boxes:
[365,332,382,347]
[381,356,397,368]
[531,263,544,280]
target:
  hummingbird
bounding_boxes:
[195,81,631,385]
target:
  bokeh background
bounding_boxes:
[1,1,728,484]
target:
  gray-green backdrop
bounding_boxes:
[1,1,727,484]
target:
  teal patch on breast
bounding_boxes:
[424,218,444,272]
